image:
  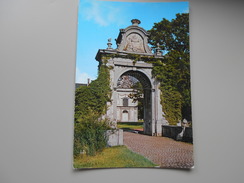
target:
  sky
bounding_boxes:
[76,0,189,83]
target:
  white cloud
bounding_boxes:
[183,7,189,13]
[80,0,124,26]
[84,1,107,26]
[75,67,96,84]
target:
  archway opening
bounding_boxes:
[117,71,152,135]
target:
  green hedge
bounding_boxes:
[74,64,111,157]
[74,115,110,156]
[117,122,144,126]
[74,64,111,121]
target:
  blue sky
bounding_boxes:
[76,0,189,83]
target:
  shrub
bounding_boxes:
[74,64,112,157]
[160,88,182,125]
[74,114,111,157]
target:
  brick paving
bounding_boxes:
[123,131,194,169]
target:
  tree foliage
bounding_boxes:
[128,81,144,120]
[74,64,111,121]
[148,13,191,124]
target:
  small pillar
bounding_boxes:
[155,43,162,56]
[107,38,113,49]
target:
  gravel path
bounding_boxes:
[123,131,194,169]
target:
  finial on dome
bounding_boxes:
[131,19,141,26]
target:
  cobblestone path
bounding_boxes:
[123,131,194,169]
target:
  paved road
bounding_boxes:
[123,131,194,169]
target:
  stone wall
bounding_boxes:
[162,125,193,143]
[106,129,123,147]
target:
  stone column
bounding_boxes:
[144,89,152,135]
[155,81,168,136]
[155,84,162,136]
[151,88,156,136]
[112,88,117,122]
[106,60,117,123]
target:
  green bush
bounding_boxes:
[74,114,110,156]
[160,89,182,125]
[74,63,112,157]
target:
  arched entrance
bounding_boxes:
[117,70,152,135]
[95,19,167,136]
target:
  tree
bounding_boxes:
[148,13,191,124]
[128,81,144,120]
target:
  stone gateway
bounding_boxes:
[96,19,168,136]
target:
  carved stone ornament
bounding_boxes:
[123,33,145,52]
[115,19,153,54]
[117,75,133,88]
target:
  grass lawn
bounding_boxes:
[117,123,143,130]
[73,146,157,169]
